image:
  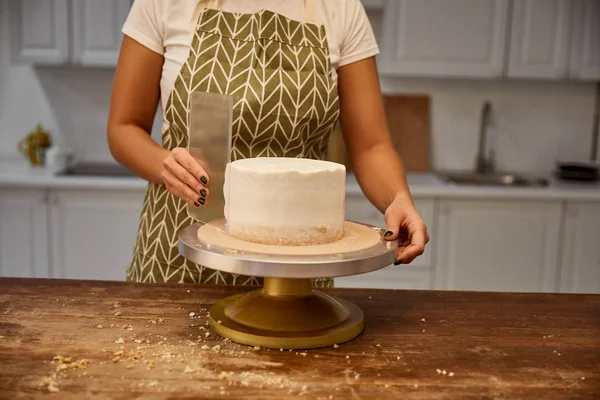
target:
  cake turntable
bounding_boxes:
[178,220,397,349]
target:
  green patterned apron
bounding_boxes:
[127,0,340,286]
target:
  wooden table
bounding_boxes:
[0,278,598,399]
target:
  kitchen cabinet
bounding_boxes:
[379,0,509,78]
[338,194,435,289]
[560,202,600,294]
[434,199,562,292]
[507,0,571,79]
[569,0,600,80]
[71,0,132,66]
[8,0,69,64]
[9,0,131,67]
[0,188,50,278]
[49,189,144,281]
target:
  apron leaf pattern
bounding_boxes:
[127,8,340,286]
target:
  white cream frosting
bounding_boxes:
[224,157,346,246]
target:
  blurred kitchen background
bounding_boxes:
[0,1,599,294]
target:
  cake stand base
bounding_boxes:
[209,277,364,349]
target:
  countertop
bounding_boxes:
[2,159,600,200]
[1,278,598,399]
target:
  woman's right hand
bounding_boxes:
[161,147,209,207]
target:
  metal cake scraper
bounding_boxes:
[186,91,233,230]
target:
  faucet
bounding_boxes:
[474,100,495,174]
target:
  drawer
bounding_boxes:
[345,194,436,268]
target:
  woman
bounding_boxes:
[107,0,429,285]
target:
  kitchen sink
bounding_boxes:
[436,171,549,187]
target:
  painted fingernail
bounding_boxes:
[194,202,200,207]
[394,260,403,266]
[200,189,207,197]
[200,176,208,185]
[384,231,393,237]
[198,197,205,205]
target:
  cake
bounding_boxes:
[224,157,346,246]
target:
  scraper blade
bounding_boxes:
[187,91,233,228]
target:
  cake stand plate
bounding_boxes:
[178,221,397,349]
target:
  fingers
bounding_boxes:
[162,148,210,207]
[164,155,205,194]
[383,209,402,241]
[163,169,206,207]
[172,148,209,185]
[397,228,427,264]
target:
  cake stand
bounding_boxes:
[178,220,397,350]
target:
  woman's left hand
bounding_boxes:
[383,193,430,265]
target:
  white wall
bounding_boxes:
[380,77,597,173]
[0,2,596,174]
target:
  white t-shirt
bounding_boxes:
[122,0,380,131]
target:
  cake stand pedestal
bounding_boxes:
[178,221,397,349]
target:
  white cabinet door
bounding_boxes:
[8,0,69,64]
[379,0,509,77]
[569,0,600,80]
[71,0,132,66]
[0,188,50,278]
[560,203,600,294]
[335,265,431,290]
[49,189,144,281]
[507,0,571,79]
[435,200,562,292]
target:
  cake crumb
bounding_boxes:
[189,312,196,318]
[253,345,261,351]
[217,320,222,325]
[436,369,442,374]
[113,312,121,317]
[442,370,447,375]
[345,355,350,359]
[448,372,455,377]
[205,332,210,338]
[96,325,103,329]
[368,296,372,300]
[333,344,339,349]
[376,344,381,347]
[114,337,125,344]
[299,352,307,357]
[420,318,426,322]
[212,345,221,352]
[201,345,210,350]
[184,366,195,374]
[39,377,59,393]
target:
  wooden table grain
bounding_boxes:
[0,278,598,399]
